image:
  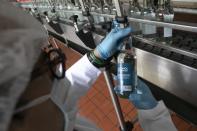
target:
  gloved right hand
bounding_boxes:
[94,24,132,60]
[115,78,158,110]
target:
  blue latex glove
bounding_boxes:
[95,26,132,60]
[115,78,158,110]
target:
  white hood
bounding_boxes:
[0,1,47,131]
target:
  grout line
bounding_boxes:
[93,85,111,101]
[86,94,115,125]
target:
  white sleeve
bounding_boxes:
[64,54,101,109]
[50,54,102,131]
[138,101,177,131]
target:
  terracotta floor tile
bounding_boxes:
[80,101,97,116]
[133,122,143,131]
[78,102,93,115]
[91,93,108,107]
[111,127,120,131]
[98,100,112,112]
[99,77,107,87]
[87,87,98,99]
[190,126,197,131]
[122,103,135,114]
[93,90,106,100]
[98,74,106,83]
[171,114,182,126]
[93,107,106,121]
[95,82,107,91]
[100,117,114,131]
[108,110,118,125]
[98,100,114,115]
[86,112,101,127]
[125,109,138,122]
[119,98,130,108]
[94,83,106,92]
[177,121,191,131]
[100,87,111,99]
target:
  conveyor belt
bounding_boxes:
[133,31,197,68]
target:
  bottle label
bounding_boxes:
[142,24,156,35]
[117,63,135,92]
[164,27,172,37]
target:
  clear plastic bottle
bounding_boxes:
[129,0,141,18]
[96,0,105,22]
[156,0,165,40]
[128,0,142,32]
[102,0,111,21]
[117,40,137,98]
[141,0,156,38]
[156,0,174,44]
[90,0,100,23]
[163,0,174,44]
[110,0,117,16]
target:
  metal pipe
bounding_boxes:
[174,8,197,15]
[58,9,82,14]
[89,13,197,33]
[91,12,115,19]
[127,17,197,33]
[103,71,126,131]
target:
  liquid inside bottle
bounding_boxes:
[155,0,174,44]
[117,46,137,98]
[90,0,100,23]
[141,0,156,38]
[163,0,174,44]
[129,0,142,32]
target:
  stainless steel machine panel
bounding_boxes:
[136,49,197,107]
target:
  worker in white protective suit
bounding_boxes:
[0,1,177,131]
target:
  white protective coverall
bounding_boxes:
[0,1,177,131]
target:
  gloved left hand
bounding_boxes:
[94,27,132,60]
[114,78,158,110]
[128,79,158,110]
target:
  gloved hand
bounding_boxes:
[115,78,158,110]
[94,26,132,60]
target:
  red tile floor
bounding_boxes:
[57,39,197,131]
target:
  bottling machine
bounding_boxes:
[15,0,197,129]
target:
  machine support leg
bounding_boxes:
[103,70,126,131]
